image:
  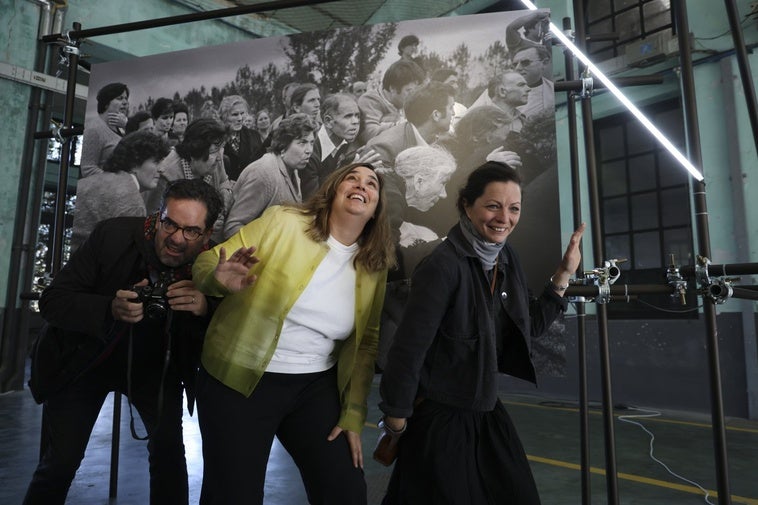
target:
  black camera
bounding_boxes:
[132,280,170,320]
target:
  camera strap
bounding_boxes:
[125,310,174,441]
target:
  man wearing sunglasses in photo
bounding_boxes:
[511,44,554,119]
[24,179,223,505]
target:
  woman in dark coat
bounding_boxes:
[219,95,265,181]
[378,162,585,505]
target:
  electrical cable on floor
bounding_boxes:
[617,407,716,505]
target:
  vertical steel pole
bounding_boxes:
[673,2,732,503]
[572,2,620,504]
[562,16,591,505]
[49,22,80,276]
[724,0,758,156]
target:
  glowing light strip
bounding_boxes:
[519,0,705,181]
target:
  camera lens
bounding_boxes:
[145,301,168,320]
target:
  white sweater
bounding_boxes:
[266,235,358,374]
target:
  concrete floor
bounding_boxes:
[1,374,757,505]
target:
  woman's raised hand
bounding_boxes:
[561,222,586,275]
[213,246,260,293]
[550,223,586,294]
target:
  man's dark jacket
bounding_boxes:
[29,217,211,412]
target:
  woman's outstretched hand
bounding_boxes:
[213,246,260,293]
[550,223,586,294]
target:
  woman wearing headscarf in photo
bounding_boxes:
[80,82,130,178]
[192,163,395,505]
[378,162,585,505]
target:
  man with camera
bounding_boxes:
[24,179,224,505]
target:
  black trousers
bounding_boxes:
[197,366,367,505]
[23,335,188,505]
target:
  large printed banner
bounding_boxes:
[84,9,560,294]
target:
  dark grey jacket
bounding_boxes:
[379,222,567,417]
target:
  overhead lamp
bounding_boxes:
[519,0,705,182]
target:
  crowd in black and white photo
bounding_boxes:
[74,10,557,272]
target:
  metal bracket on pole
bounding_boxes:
[695,256,739,304]
[580,71,594,99]
[53,30,81,76]
[569,258,627,304]
[50,119,65,145]
[666,254,688,305]
[61,45,80,57]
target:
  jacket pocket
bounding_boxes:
[427,330,480,398]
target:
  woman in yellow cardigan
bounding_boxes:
[192,162,395,505]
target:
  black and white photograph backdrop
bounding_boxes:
[84,7,559,287]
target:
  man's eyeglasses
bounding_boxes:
[159,215,205,241]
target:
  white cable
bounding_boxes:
[618,407,716,505]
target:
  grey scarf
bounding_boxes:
[459,214,505,270]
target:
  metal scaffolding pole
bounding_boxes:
[560,15,591,505]
[673,1,732,502]
[49,24,80,277]
[571,1,619,503]
[41,0,335,43]
[724,0,758,156]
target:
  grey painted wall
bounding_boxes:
[503,313,749,418]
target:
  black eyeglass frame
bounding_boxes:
[159,214,207,241]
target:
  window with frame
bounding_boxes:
[595,99,697,318]
[585,0,674,62]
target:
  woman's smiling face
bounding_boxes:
[464,180,521,244]
[331,165,380,221]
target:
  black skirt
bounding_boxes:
[382,399,541,505]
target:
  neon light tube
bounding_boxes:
[519,0,705,181]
